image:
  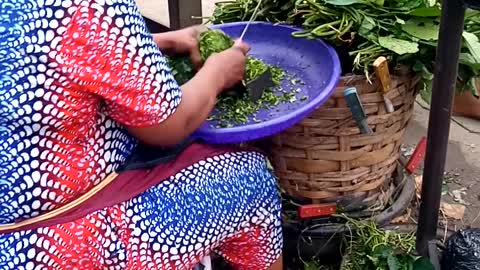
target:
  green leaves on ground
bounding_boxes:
[338,217,435,270]
[366,246,435,270]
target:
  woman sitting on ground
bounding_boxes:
[0,0,283,269]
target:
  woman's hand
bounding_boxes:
[152,26,206,68]
[202,41,250,92]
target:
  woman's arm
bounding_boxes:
[126,44,249,146]
[61,0,245,146]
[126,63,221,146]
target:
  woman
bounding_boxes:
[0,0,283,269]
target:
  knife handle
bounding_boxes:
[343,87,372,134]
[373,56,391,94]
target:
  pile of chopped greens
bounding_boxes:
[210,0,480,99]
[168,29,306,127]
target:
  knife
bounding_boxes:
[231,0,274,103]
[237,0,264,43]
[343,87,373,135]
[373,56,394,113]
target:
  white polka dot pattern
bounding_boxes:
[0,0,283,268]
[0,0,181,224]
[0,152,283,269]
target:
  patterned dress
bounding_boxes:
[0,0,283,269]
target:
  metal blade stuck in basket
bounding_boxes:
[246,68,275,102]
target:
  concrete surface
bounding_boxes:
[136,0,220,26]
[405,98,480,228]
[136,0,170,26]
[202,0,220,20]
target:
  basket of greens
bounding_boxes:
[210,0,480,100]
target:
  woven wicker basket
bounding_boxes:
[270,72,420,204]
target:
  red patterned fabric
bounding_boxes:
[0,0,283,269]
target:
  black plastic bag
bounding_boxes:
[442,229,480,270]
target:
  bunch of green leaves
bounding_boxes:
[168,29,277,84]
[198,29,234,61]
[342,245,435,270]
[339,216,434,270]
[168,29,234,85]
[210,0,295,24]
[211,0,480,97]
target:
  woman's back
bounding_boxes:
[0,1,283,269]
[0,0,171,224]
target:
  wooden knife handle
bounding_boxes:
[374,56,391,94]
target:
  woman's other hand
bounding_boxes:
[202,40,250,92]
[152,26,206,68]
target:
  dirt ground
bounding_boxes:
[402,98,480,231]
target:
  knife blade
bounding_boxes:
[237,0,264,42]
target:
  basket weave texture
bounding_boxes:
[271,73,420,203]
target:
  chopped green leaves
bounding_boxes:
[168,29,306,128]
[245,58,269,81]
[210,65,291,127]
